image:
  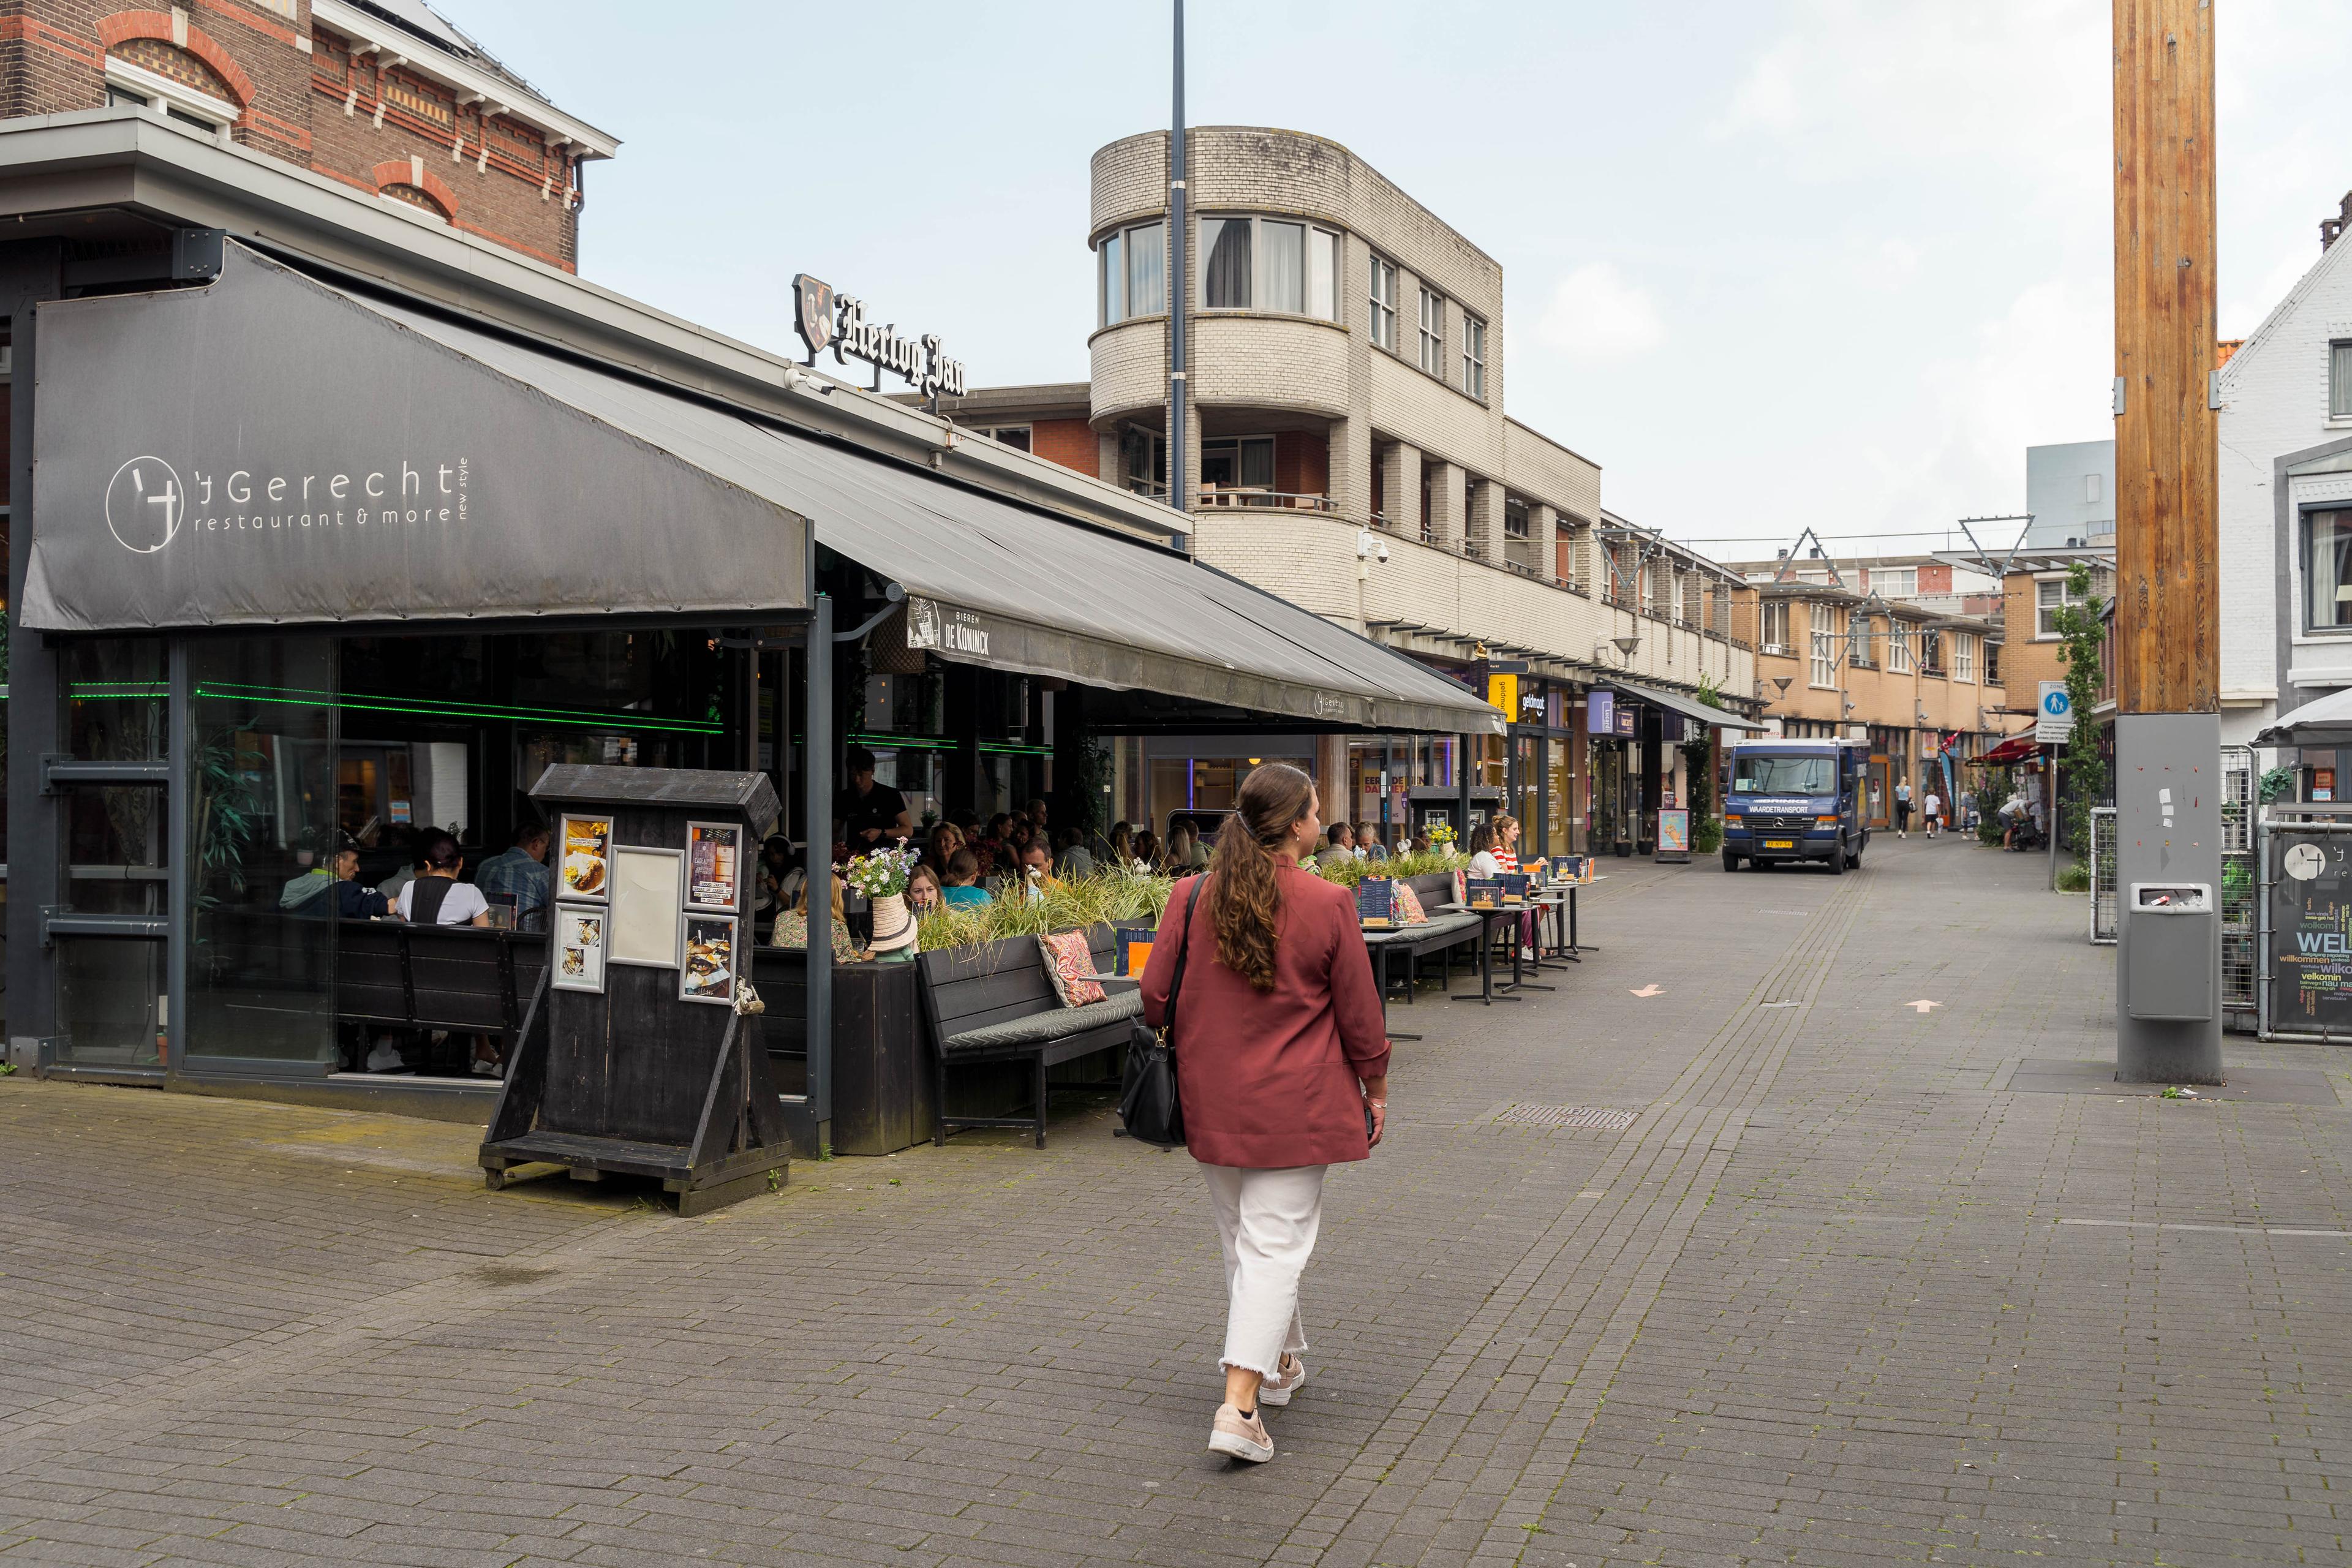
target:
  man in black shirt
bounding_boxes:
[837,745,912,848]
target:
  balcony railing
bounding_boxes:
[1193,486,1338,514]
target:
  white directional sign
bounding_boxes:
[2036,680,2075,744]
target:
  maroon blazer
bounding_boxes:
[1140,864,1392,1168]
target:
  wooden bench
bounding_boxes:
[333,921,548,1074]
[916,927,1134,1149]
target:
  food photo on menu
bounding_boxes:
[554,905,606,992]
[560,816,612,900]
[680,914,736,1003]
[688,823,741,909]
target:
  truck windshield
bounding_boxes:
[1733,756,1835,796]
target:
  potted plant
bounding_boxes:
[845,842,922,955]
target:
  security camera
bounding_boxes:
[1376,541,1390,562]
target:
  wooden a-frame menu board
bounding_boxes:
[478,765,790,1216]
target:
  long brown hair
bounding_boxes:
[1209,763,1314,991]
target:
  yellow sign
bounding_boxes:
[1487,673,1518,714]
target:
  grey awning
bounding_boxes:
[23,243,807,632]
[363,282,1502,736]
[2255,687,2352,748]
[1610,679,1765,733]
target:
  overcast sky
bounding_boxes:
[458,0,2350,560]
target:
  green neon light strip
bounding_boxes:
[979,742,1054,757]
[66,683,168,698]
[191,685,722,735]
[849,731,958,752]
[192,679,720,734]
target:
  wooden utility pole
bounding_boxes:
[2113,0,2218,713]
[2112,0,2223,1083]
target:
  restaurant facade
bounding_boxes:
[932,127,1763,856]
[0,71,1501,1147]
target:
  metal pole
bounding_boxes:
[1167,0,1188,518]
[2047,751,2060,892]
[806,590,834,1139]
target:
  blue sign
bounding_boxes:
[1587,690,1615,735]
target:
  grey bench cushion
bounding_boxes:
[1361,912,1482,945]
[943,987,1142,1053]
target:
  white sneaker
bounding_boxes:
[1209,1403,1273,1463]
[1259,1354,1310,1407]
[365,1040,405,1072]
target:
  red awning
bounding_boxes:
[1972,733,2044,766]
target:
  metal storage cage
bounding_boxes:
[2220,746,2257,1031]
[2090,807,2117,944]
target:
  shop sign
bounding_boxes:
[1615,701,1638,738]
[1586,690,1614,734]
[793,273,969,399]
[2270,829,2352,1033]
[1488,673,1518,715]
[905,596,990,657]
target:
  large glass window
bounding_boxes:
[1202,217,1251,308]
[1809,611,1839,688]
[1418,287,1444,374]
[1461,314,1487,399]
[1760,600,1791,652]
[2307,510,2352,630]
[1954,633,1975,682]
[1888,620,1914,673]
[1733,755,1836,795]
[1098,222,1166,326]
[186,636,341,1067]
[2333,340,2352,420]
[1200,436,1275,491]
[1850,614,1873,666]
[1200,216,1339,318]
[1370,254,1398,349]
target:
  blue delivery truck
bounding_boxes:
[1721,738,1869,874]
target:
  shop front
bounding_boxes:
[9,205,1503,1147]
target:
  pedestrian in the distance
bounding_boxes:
[1923,788,1943,838]
[1894,779,1913,839]
[1139,761,1390,1466]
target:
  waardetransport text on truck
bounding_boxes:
[1721,739,1869,874]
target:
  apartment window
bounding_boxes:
[1760,600,1791,652]
[1461,314,1488,399]
[1201,436,1275,492]
[1849,614,1872,666]
[2304,508,2352,630]
[1985,641,2002,685]
[1098,221,1166,326]
[2085,472,2103,505]
[2035,575,2087,638]
[1418,287,1445,375]
[1199,217,1340,319]
[1370,255,1398,350]
[975,426,1031,453]
[1809,614,1838,688]
[1954,632,1975,682]
[1120,426,1167,499]
[1869,566,1917,598]
[1919,630,1944,674]
[1888,621,1913,673]
[1504,499,1529,540]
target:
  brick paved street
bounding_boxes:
[4,836,2350,1567]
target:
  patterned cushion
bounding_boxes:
[944,989,1141,1052]
[1392,882,1430,925]
[1038,930,1106,1006]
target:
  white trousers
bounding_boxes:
[1201,1163,1328,1377]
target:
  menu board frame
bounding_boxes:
[685,820,744,913]
[608,845,684,969]
[557,813,612,903]
[552,903,607,993]
[678,911,739,1006]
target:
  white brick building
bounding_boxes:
[2216,188,2352,760]
[941,127,1757,855]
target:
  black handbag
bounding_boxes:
[1117,878,1203,1150]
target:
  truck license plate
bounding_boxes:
[1764,839,1795,850]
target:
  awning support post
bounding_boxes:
[806,590,834,1141]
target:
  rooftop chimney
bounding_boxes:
[2325,190,2352,252]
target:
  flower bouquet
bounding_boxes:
[845,842,922,956]
[1426,823,1459,850]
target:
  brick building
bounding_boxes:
[1730,577,2007,831]
[940,127,1759,856]
[1,0,616,270]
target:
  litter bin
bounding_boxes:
[2123,882,2217,1021]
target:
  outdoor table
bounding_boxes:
[1436,903,1527,1005]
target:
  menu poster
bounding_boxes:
[1498,873,1529,905]
[1557,854,1592,884]
[608,846,684,968]
[1111,923,1158,977]
[1657,809,1692,854]
[1466,876,1501,910]
[1357,878,1396,928]
[552,903,606,993]
[687,821,742,911]
[679,913,738,1005]
[559,815,612,903]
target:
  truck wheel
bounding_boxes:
[1829,842,1847,875]
[1845,840,1863,870]
[1722,851,1741,873]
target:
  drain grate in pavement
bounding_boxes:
[1495,1103,1638,1131]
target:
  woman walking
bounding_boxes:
[1140,763,1390,1464]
